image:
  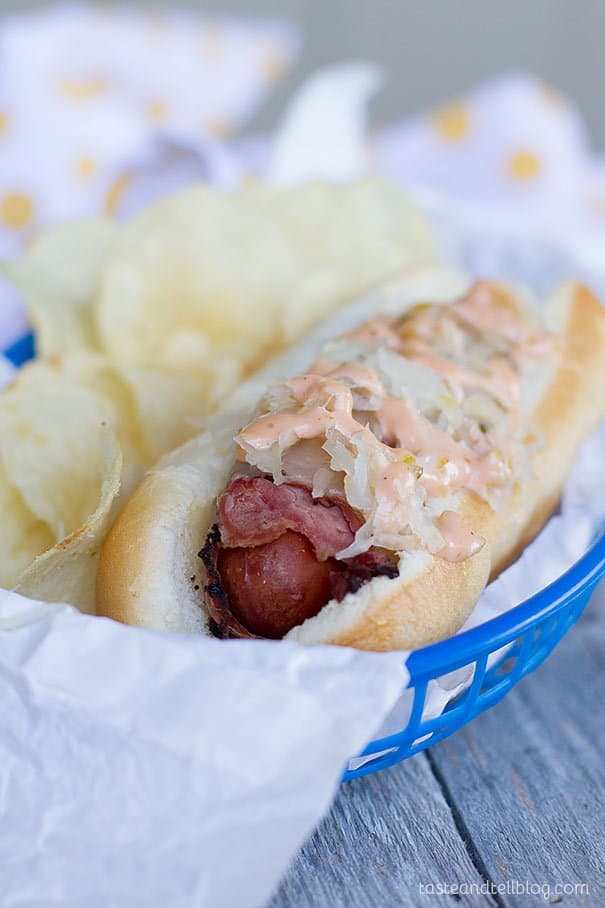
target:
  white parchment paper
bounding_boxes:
[0,595,407,907]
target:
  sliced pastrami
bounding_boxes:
[217,476,359,560]
[199,478,398,640]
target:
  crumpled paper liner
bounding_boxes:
[0,591,407,908]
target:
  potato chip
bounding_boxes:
[93,180,435,397]
[6,181,435,409]
[0,462,55,587]
[0,376,122,613]
[116,362,210,461]
[17,352,210,482]
[4,219,116,356]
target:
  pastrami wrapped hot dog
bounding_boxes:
[96,266,605,650]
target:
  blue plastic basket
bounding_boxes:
[4,332,35,368]
[343,531,605,779]
[4,332,605,781]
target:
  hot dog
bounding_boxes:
[201,477,399,638]
[96,266,605,650]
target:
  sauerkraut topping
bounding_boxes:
[234,281,552,563]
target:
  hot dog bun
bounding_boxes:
[96,266,605,650]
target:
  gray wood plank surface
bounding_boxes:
[429,588,605,907]
[272,587,605,907]
[271,748,492,908]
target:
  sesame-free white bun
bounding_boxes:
[96,267,605,650]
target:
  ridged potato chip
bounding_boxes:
[0,462,54,586]
[0,376,122,613]
[95,181,435,397]
[7,181,434,409]
[17,353,209,486]
[4,219,116,356]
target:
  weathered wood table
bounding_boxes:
[272,585,605,906]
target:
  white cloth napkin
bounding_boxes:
[0,3,299,259]
[373,72,605,270]
[258,66,605,273]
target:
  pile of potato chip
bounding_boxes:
[1,179,436,612]
[0,377,121,613]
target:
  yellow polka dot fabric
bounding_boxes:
[0,192,34,230]
[373,72,605,255]
[75,156,98,182]
[146,100,169,123]
[103,173,133,217]
[506,149,542,181]
[58,75,111,102]
[0,4,300,257]
[2,17,605,337]
[432,102,471,142]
